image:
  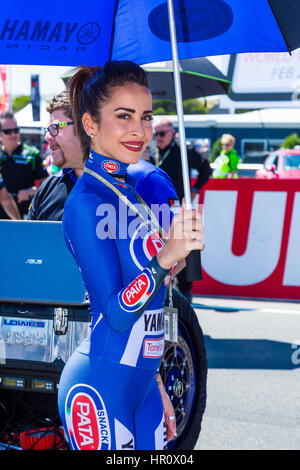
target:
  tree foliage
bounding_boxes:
[153,99,209,115]
[209,137,222,163]
[280,133,300,149]
[12,96,30,113]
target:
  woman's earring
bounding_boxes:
[90,133,95,139]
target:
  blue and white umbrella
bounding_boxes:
[1,1,299,67]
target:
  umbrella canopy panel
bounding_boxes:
[146,57,230,100]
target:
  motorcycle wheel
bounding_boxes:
[160,288,207,450]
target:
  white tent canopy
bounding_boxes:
[15,101,49,129]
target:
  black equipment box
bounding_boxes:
[0,221,90,393]
[0,301,90,393]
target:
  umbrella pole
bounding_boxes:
[167,0,191,208]
[167,0,202,282]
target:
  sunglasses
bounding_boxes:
[44,121,74,137]
[154,130,170,138]
[1,127,19,135]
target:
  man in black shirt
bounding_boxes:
[153,117,212,201]
[0,112,48,218]
[153,118,212,301]
[0,173,21,219]
[28,91,84,221]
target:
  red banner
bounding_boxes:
[0,65,9,113]
[192,178,300,300]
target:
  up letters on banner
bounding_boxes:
[192,179,300,300]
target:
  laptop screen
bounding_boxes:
[0,220,87,305]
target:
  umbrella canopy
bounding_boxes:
[0,0,300,66]
[145,58,230,100]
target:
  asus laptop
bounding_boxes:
[0,220,86,305]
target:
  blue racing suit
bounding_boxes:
[58,151,179,450]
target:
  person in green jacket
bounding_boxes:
[213,133,240,179]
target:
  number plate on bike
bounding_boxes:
[164,306,178,343]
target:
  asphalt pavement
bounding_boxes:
[191,296,300,450]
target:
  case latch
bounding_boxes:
[53,308,69,335]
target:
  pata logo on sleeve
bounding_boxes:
[118,269,155,312]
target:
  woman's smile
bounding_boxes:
[121,141,144,152]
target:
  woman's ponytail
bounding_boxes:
[68,66,101,159]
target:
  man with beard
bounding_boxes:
[28,91,84,220]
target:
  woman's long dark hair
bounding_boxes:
[68,61,150,159]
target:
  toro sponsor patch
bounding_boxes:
[101,160,120,174]
[143,336,164,358]
[65,384,110,450]
[119,269,155,312]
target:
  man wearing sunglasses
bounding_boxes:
[153,118,212,201]
[28,91,84,221]
[0,111,48,219]
[153,118,211,302]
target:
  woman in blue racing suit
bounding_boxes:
[57,61,204,450]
